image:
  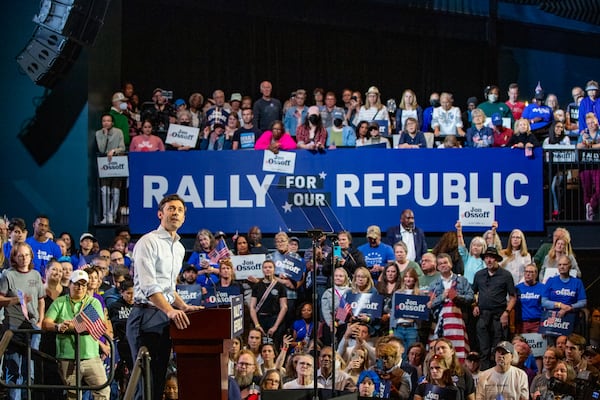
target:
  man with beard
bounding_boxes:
[233,350,261,399]
[317,346,356,391]
[472,247,516,370]
[476,341,528,400]
[384,209,428,262]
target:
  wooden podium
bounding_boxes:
[170,308,232,400]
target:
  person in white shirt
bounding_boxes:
[476,341,529,400]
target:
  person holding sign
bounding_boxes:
[414,354,458,400]
[249,260,288,348]
[541,256,586,329]
[455,220,486,285]
[95,113,126,224]
[391,268,421,349]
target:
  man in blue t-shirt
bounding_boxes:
[357,225,394,280]
[515,263,544,333]
[232,108,261,150]
[25,215,61,276]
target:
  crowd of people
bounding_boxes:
[96,79,600,225]
[0,200,597,399]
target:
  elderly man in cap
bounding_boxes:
[472,247,516,369]
[357,225,394,280]
[43,269,110,400]
[110,91,131,145]
[476,341,529,400]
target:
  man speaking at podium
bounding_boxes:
[126,194,203,400]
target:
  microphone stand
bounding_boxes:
[307,229,323,400]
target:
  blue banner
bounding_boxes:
[539,310,575,336]
[128,148,544,234]
[176,284,202,306]
[392,293,430,320]
[345,293,384,318]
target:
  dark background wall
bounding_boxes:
[1,0,599,248]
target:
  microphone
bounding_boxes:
[209,277,228,309]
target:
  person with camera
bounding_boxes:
[370,342,410,399]
[533,360,577,400]
[338,321,376,366]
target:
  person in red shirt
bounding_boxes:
[506,83,526,120]
[491,113,513,147]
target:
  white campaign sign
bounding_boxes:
[165,123,199,147]
[231,254,266,280]
[262,150,296,174]
[521,333,546,357]
[459,202,494,227]
[97,156,129,178]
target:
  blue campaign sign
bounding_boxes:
[128,148,544,234]
[269,252,304,282]
[392,293,430,320]
[539,311,575,336]
[176,284,202,306]
[345,293,384,319]
[203,285,243,308]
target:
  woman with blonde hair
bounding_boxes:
[395,89,423,132]
[320,266,351,345]
[456,220,487,285]
[391,268,420,347]
[508,118,540,148]
[540,232,581,283]
[501,228,531,284]
[357,86,390,133]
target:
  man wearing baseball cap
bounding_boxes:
[476,341,528,400]
[472,247,516,370]
[43,269,110,399]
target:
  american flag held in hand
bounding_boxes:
[336,297,353,322]
[209,238,230,263]
[73,303,107,340]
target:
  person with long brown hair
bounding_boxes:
[414,354,458,400]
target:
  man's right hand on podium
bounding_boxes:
[169,309,191,330]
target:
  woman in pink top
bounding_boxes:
[129,119,165,152]
[254,120,297,153]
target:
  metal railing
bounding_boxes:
[544,148,600,221]
[0,328,115,399]
[123,346,151,400]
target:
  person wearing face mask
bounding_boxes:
[96,113,126,224]
[578,80,600,132]
[296,106,328,150]
[326,109,356,147]
[422,92,440,133]
[478,85,514,128]
[110,91,131,145]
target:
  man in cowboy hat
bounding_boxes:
[472,247,516,369]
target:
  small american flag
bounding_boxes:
[209,238,230,263]
[336,297,353,322]
[73,303,107,340]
